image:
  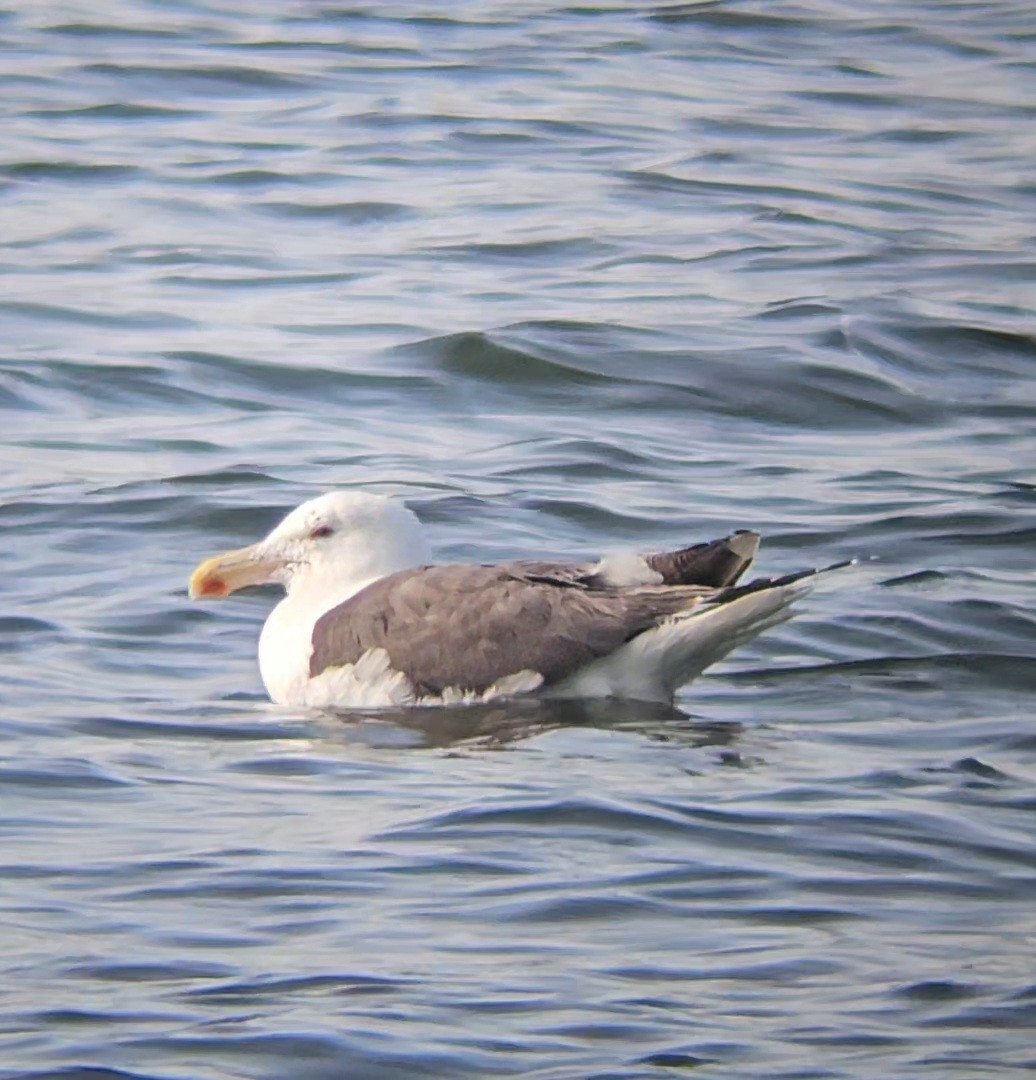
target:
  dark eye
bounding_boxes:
[309,524,334,540]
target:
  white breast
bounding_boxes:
[257,595,319,705]
[257,576,381,706]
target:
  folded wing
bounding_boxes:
[309,563,712,697]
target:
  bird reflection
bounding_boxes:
[315,696,743,751]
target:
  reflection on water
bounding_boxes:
[318,697,742,751]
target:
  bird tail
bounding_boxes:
[548,560,849,703]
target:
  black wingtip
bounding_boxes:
[714,557,856,604]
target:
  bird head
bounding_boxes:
[189,491,432,601]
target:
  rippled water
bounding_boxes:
[2,2,1035,1077]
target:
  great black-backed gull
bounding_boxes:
[189,491,841,708]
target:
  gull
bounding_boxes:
[190,491,841,708]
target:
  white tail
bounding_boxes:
[547,581,809,703]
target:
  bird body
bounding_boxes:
[189,491,832,709]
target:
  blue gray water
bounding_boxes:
[2,2,1035,1077]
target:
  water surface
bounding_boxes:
[1,2,1034,1077]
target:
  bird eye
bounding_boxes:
[309,524,334,540]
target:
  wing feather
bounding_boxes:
[309,565,708,696]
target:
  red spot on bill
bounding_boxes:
[200,577,229,598]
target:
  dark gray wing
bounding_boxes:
[645,530,759,586]
[309,565,710,696]
[497,530,759,589]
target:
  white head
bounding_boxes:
[189,491,432,601]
